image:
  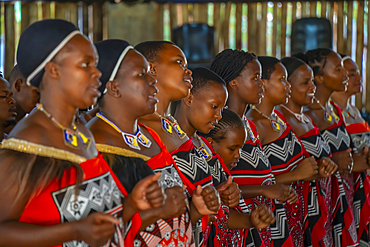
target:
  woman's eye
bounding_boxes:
[229,148,236,152]
[81,62,89,68]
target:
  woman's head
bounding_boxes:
[301,48,348,92]
[0,75,16,128]
[341,56,362,95]
[16,19,101,109]
[210,49,263,104]
[135,41,192,102]
[206,108,246,170]
[182,67,227,134]
[95,39,157,118]
[281,57,315,107]
[258,56,291,105]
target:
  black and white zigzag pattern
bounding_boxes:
[301,137,331,160]
[240,147,270,169]
[263,132,302,163]
[156,165,184,189]
[351,132,370,153]
[172,151,210,183]
[270,206,289,239]
[321,127,351,152]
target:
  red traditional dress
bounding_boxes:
[98,123,195,247]
[1,138,135,247]
[232,118,293,247]
[344,118,370,246]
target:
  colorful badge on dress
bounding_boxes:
[324,112,333,123]
[245,120,257,142]
[199,146,211,161]
[78,132,92,149]
[168,115,186,139]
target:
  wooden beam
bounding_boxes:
[182,4,189,24]
[310,1,317,16]
[156,4,164,40]
[199,4,208,24]
[355,1,364,110]
[281,2,287,58]
[346,1,353,56]
[4,2,15,79]
[272,3,278,57]
[170,3,178,30]
[366,0,370,112]
[21,2,30,32]
[301,1,307,18]
[235,3,242,50]
[292,2,297,24]
[92,2,103,43]
[223,2,231,49]
[213,3,221,53]
[337,1,344,54]
[321,1,326,18]
[42,2,51,19]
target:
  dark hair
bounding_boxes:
[258,56,280,80]
[8,65,25,86]
[293,48,334,76]
[191,67,226,95]
[210,49,257,84]
[205,108,245,142]
[134,41,175,63]
[280,57,308,79]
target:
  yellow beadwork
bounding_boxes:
[1,138,87,163]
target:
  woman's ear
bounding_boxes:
[207,137,215,146]
[106,80,120,97]
[149,62,157,76]
[44,61,60,80]
[184,92,193,106]
[228,79,238,90]
[314,75,324,85]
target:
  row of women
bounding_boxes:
[0,18,369,247]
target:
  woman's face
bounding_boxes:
[188,82,228,134]
[343,59,362,95]
[235,59,264,104]
[321,52,348,92]
[0,78,16,127]
[208,127,246,171]
[116,49,158,117]
[263,63,291,105]
[287,64,316,107]
[53,34,102,109]
[153,44,193,101]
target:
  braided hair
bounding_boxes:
[135,41,175,63]
[205,108,245,142]
[258,56,280,80]
[293,48,333,76]
[210,49,257,84]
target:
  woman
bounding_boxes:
[0,19,163,247]
[301,48,362,246]
[135,41,221,247]
[174,67,276,246]
[331,55,370,245]
[279,56,338,246]
[87,39,196,246]
[247,56,320,247]
[0,74,16,141]
[211,49,296,247]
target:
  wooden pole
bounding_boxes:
[337,1,344,54]
[223,2,231,49]
[247,3,257,53]
[281,2,287,58]
[213,3,221,53]
[235,3,242,50]
[355,1,364,109]
[156,4,164,40]
[4,2,15,78]
[346,1,353,56]
[258,2,267,55]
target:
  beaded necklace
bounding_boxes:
[96,112,151,150]
[315,98,339,124]
[154,112,186,139]
[37,103,91,149]
[280,104,310,124]
[252,105,287,132]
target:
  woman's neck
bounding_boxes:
[40,95,77,129]
[226,93,248,118]
[285,99,303,113]
[312,86,333,108]
[255,98,275,117]
[140,92,171,122]
[331,91,351,109]
[100,103,138,134]
[174,103,197,137]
